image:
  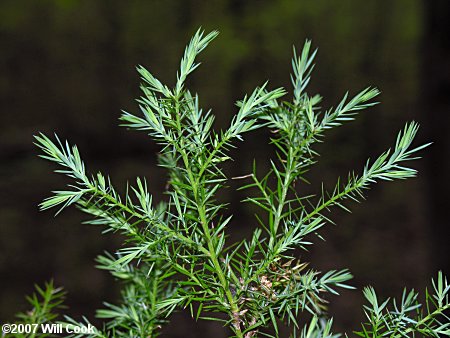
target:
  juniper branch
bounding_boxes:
[28,30,446,338]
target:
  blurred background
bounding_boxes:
[1,0,449,336]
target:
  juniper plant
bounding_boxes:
[20,29,448,337]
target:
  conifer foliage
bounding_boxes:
[21,30,449,337]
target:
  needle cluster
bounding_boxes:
[16,30,448,337]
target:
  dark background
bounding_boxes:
[1,0,449,336]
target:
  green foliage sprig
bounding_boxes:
[357,271,450,337]
[25,29,448,337]
[12,281,66,338]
